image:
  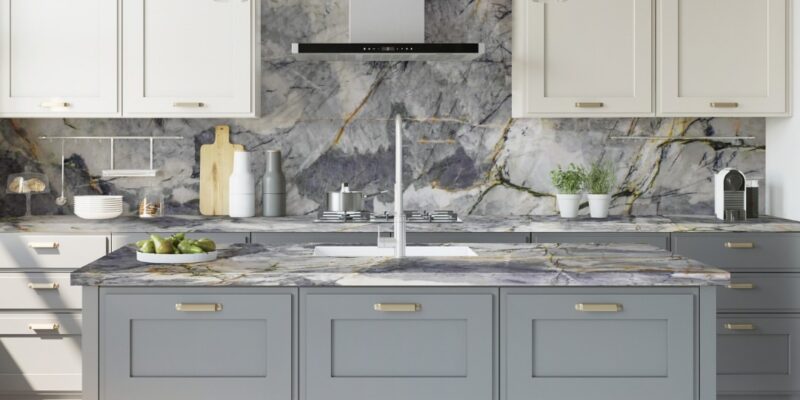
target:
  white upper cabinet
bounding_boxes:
[513,0,654,118]
[658,0,788,116]
[122,0,259,117]
[0,0,119,117]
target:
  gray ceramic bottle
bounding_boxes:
[262,150,286,217]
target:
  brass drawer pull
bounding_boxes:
[175,303,222,312]
[724,323,755,331]
[575,102,604,108]
[575,303,622,312]
[173,102,205,108]
[727,283,755,290]
[39,101,70,108]
[28,242,59,249]
[373,303,421,312]
[710,102,739,108]
[29,323,60,331]
[28,283,60,290]
[724,242,754,249]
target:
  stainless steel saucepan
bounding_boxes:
[326,183,386,212]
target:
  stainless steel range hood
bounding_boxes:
[291,0,484,61]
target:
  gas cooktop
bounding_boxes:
[315,210,461,223]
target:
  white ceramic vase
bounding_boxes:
[556,194,582,218]
[588,194,611,218]
[229,151,255,218]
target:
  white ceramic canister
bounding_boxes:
[229,151,255,218]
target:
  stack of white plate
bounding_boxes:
[74,195,124,220]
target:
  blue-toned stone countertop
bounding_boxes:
[71,242,730,287]
[3,214,800,234]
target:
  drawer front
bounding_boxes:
[503,291,694,400]
[302,290,494,400]
[535,233,669,250]
[111,232,250,251]
[103,291,292,400]
[0,273,81,310]
[718,273,800,312]
[672,233,800,271]
[0,313,81,393]
[718,315,800,394]
[407,232,531,244]
[0,234,107,269]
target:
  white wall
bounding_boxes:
[766,1,800,221]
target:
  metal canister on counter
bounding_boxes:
[746,180,759,219]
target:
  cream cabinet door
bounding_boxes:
[512,0,654,118]
[658,0,788,116]
[0,0,119,117]
[122,0,259,117]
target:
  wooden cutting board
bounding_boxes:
[199,125,244,216]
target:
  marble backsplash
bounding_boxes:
[0,0,765,218]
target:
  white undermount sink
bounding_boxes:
[313,246,478,257]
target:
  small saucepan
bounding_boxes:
[326,183,386,212]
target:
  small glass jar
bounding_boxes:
[138,190,164,218]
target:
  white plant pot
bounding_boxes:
[588,194,611,218]
[556,194,582,219]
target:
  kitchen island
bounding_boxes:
[74,242,727,400]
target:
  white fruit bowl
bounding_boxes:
[136,251,218,264]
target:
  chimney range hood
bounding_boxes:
[291,0,484,61]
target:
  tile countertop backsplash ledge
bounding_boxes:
[2,215,799,234]
[70,242,731,287]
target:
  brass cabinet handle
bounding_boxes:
[575,303,623,312]
[724,323,755,331]
[575,102,604,108]
[710,102,739,108]
[373,303,421,312]
[173,102,205,108]
[28,242,59,249]
[39,101,70,108]
[29,323,60,331]
[724,242,754,249]
[28,283,59,290]
[175,303,222,312]
[727,283,755,290]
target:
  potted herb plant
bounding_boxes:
[550,163,585,218]
[585,161,616,218]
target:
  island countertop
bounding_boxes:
[5,214,800,234]
[71,243,730,287]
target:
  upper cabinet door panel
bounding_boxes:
[122,0,257,117]
[512,0,654,118]
[0,0,119,117]
[658,0,788,116]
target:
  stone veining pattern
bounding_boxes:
[0,0,765,218]
[71,243,731,287]
[2,215,799,234]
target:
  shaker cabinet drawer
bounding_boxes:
[535,233,669,250]
[102,289,293,400]
[502,289,695,400]
[0,234,107,269]
[718,315,800,395]
[302,289,495,400]
[718,273,800,313]
[0,313,82,393]
[672,233,800,271]
[0,273,81,310]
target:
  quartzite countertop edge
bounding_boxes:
[3,214,800,234]
[71,242,731,287]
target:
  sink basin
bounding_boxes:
[313,246,478,257]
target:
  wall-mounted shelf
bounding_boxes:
[39,136,183,178]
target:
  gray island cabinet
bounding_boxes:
[73,242,729,400]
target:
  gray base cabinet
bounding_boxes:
[100,288,294,400]
[300,288,497,400]
[502,288,700,400]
